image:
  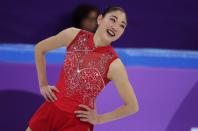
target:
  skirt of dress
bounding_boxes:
[28,101,94,131]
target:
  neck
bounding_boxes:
[93,30,110,48]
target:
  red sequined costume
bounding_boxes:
[53,29,119,113]
[28,29,119,131]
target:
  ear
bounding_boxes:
[97,14,103,25]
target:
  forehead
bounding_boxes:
[106,11,127,23]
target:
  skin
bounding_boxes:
[26,10,139,131]
[75,11,139,124]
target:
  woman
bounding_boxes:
[27,6,139,131]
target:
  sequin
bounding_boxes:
[62,30,118,109]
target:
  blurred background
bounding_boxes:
[0,0,198,131]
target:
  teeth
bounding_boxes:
[107,29,115,37]
[108,30,114,35]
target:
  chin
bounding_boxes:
[104,34,116,43]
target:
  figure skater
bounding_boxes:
[26,6,139,131]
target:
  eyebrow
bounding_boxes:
[110,15,127,25]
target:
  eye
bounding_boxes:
[110,18,116,23]
[120,25,125,28]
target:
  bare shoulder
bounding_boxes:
[58,27,81,46]
[34,27,81,53]
[107,58,128,81]
[61,27,81,37]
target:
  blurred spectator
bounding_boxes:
[72,4,100,33]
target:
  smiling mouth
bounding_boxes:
[106,29,115,37]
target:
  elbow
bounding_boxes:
[132,104,139,114]
[134,104,139,113]
[34,44,40,53]
[127,103,139,115]
[34,43,46,54]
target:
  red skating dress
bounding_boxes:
[28,29,119,131]
[53,29,119,113]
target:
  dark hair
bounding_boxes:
[101,6,128,22]
[72,4,100,28]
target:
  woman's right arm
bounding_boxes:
[34,27,80,102]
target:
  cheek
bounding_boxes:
[101,20,112,28]
[113,32,124,40]
[118,30,125,37]
[119,28,125,33]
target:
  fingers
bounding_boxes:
[76,114,88,118]
[74,110,89,115]
[51,86,60,93]
[43,93,51,102]
[79,118,88,122]
[40,86,58,102]
[46,89,57,102]
[78,104,91,111]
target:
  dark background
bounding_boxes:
[0,0,197,50]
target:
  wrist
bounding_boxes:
[39,84,48,89]
[96,115,103,124]
[39,80,48,88]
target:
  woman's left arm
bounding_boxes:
[74,58,139,124]
[96,58,139,124]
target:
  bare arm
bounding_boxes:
[97,58,139,124]
[34,27,80,87]
[34,27,80,102]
